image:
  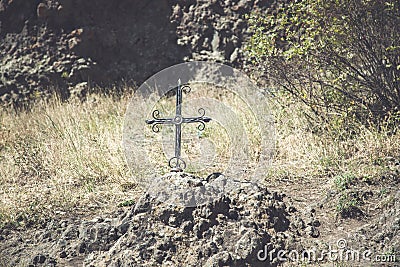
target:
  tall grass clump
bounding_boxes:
[0,93,138,228]
[265,90,400,186]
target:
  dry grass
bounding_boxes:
[0,87,399,227]
[267,92,400,185]
[0,93,138,227]
[138,83,264,178]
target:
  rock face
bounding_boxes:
[0,174,311,267]
[0,0,270,105]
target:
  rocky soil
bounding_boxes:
[0,171,399,267]
[0,0,270,106]
[0,173,312,266]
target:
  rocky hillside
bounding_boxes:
[0,0,270,105]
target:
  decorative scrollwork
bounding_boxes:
[168,156,186,169]
[181,84,191,94]
[197,107,206,117]
[152,109,161,119]
[197,121,206,131]
[151,123,160,133]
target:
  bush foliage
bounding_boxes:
[247,0,400,129]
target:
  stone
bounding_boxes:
[32,254,46,264]
[133,194,151,214]
[228,209,239,220]
[291,216,305,230]
[305,226,320,238]
[234,230,263,259]
[205,251,232,267]
[312,219,321,227]
[59,251,67,258]
[36,3,48,19]
[78,242,86,253]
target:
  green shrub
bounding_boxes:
[247,0,400,130]
[334,173,355,191]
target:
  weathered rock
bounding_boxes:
[205,251,232,267]
[32,254,46,264]
[305,225,320,238]
[0,0,269,106]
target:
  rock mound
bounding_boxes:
[0,173,311,267]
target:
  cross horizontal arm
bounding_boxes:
[145,117,174,133]
[145,118,174,125]
[182,116,212,123]
[182,116,211,131]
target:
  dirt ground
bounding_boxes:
[0,167,398,266]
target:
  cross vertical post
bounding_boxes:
[174,79,183,169]
[145,79,211,172]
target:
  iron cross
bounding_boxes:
[145,79,211,172]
